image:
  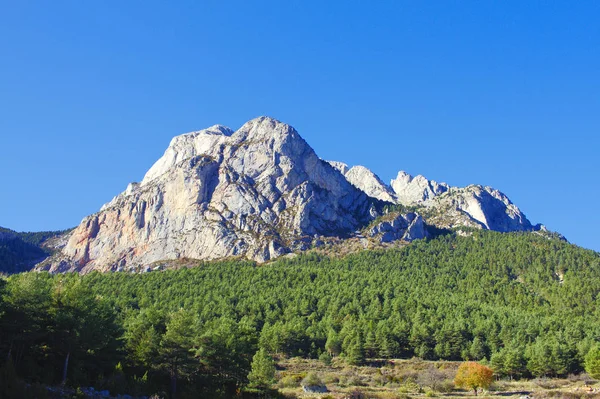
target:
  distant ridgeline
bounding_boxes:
[1,230,599,396]
[0,226,70,274]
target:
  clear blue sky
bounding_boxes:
[0,1,598,251]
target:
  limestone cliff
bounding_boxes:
[36,117,540,273]
[40,117,375,272]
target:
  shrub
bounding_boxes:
[279,374,302,388]
[438,379,455,393]
[319,351,333,366]
[347,375,366,387]
[301,371,323,387]
[322,373,339,384]
[417,366,447,391]
[533,377,569,389]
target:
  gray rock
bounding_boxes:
[326,160,349,175]
[344,165,397,203]
[40,117,375,272]
[303,385,328,393]
[367,213,427,243]
[36,117,539,273]
[387,171,532,232]
[426,185,533,232]
[390,170,449,205]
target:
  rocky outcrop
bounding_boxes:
[335,167,533,233]
[367,213,427,243]
[390,171,449,205]
[424,185,533,232]
[344,166,397,203]
[326,161,350,175]
[326,162,397,203]
[39,117,376,272]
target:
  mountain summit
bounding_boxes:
[42,117,376,272]
[39,117,538,273]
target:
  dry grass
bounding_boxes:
[273,357,600,399]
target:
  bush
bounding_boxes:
[322,373,339,384]
[535,391,582,399]
[417,366,447,391]
[278,374,302,388]
[533,377,569,389]
[301,372,323,387]
[319,352,333,366]
[398,380,421,393]
[438,379,455,393]
[347,375,366,387]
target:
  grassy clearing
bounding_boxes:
[272,358,600,399]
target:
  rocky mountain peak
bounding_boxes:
[343,165,397,203]
[326,161,350,175]
[390,170,449,205]
[42,117,375,272]
[36,117,542,273]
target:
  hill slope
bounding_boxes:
[2,230,599,396]
[0,227,69,273]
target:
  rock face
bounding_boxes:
[327,163,397,203]
[37,116,540,273]
[326,161,350,175]
[390,171,449,205]
[425,185,533,232]
[367,213,427,243]
[41,117,376,272]
[337,167,533,233]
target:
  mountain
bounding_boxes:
[335,165,536,233]
[38,117,377,273]
[328,163,397,203]
[36,117,541,273]
[390,171,449,204]
[0,227,69,273]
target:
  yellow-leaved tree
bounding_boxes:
[454,362,493,395]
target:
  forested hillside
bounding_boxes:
[0,227,69,274]
[1,230,599,397]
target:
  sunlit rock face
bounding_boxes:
[38,117,536,273]
[390,171,450,205]
[332,165,532,233]
[42,117,375,272]
[422,185,533,232]
[326,162,397,203]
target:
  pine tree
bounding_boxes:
[247,348,275,389]
[470,337,487,361]
[325,330,341,357]
[345,333,365,365]
[585,345,600,379]
[158,309,197,399]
